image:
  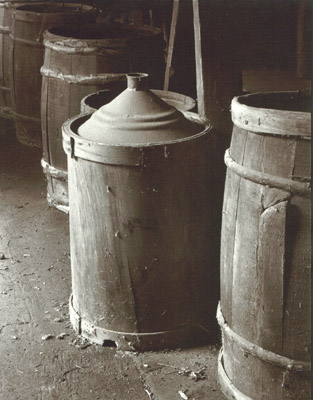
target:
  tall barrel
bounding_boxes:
[0,0,41,117]
[40,23,164,212]
[9,2,96,147]
[62,74,216,351]
[40,24,129,212]
[0,1,16,117]
[218,90,311,400]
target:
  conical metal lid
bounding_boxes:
[78,73,201,145]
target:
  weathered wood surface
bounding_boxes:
[9,2,96,148]
[63,111,218,350]
[0,2,13,115]
[40,23,164,211]
[219,91,311,400]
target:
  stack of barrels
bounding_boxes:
[9,2,97,146]
[0,2,168,210]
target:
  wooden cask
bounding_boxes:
[0,1,16,117]
[62,74,216,351]
[218,90,311,400]
[40,23,164,212]
[40,24,129,212]
[9,2,96,148]
[0,0,42,117]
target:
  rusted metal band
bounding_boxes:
[231,91,311,139]
[40,66,126,85]
[10,34,43,48]
[11,110,40,123]
[217,303,311,373]
[43,40,98,54]
[69,294,209,351]
[218,351,253,400]
[0,26,10,33]
[63,112,211,166]
[41,158,68,181]
[224,149,311,197]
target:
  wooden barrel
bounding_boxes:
[40,22,165,212]
[62,74,217,350]
[40,24,129,212]
[80,88,196,114]
[9,2,96,148]
[0,1,16,117]
[218,90,311,400]
[0,0,42,117]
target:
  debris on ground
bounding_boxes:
[157,363,206,381]
[53,317,64,323]
[56,333,68,340]
[144,388,153,399]
[0,253,6,259]
[178,367,206,381]
[69,338,92,349]
[41,334,54,341]
[178,390,189,399]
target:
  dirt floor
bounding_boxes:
[0,117,225,400]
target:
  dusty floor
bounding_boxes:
[0,117,224,400]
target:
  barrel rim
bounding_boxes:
[62,112,212,165]
[43,25,128,51]
[64,110,211,148]
[81,88,196,113]
[231,90,311,138]
[13,2,94,17]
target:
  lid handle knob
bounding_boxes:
[127,73,149,91]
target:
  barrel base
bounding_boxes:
[41,159,69,213]
[69,294,210,351]
[218,350,253,400]
[217,303,311,400]
[14,115,42,148]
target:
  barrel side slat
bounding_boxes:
[0,18,5,105]
[284,193,311,361]
[282,139,311,360]
[41,75,50,162]
[69,158,139,332]
[220,125,248,326]
[231,130,266,340]
[256,198,288,354]
[3,27,11,107]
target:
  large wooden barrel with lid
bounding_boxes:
[218,90,311,400]
[9,2,96,147]
[62,73,216,351]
